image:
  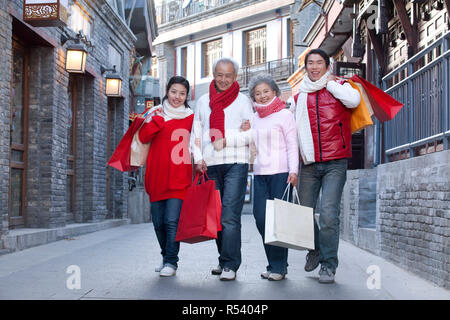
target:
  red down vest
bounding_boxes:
[294,87,352,162]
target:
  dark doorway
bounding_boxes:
[9,37,30,228]
[335,61,367,170]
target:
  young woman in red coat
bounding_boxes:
[138,76,194,277]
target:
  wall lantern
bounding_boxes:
[65,43,87,73]
[23,0,69,27]
[61,31,92,74]
[102,66,123,97]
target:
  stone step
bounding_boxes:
[2,219,130,254]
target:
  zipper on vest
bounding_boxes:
[316,92,323,162]
[339,122,346,149]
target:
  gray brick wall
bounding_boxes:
[340,150,450,289]
[1,0,135,241]
[377,150,449,289]
[0,0,12,237]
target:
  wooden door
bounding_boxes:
[9,38,30,228]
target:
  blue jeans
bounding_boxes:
[151,198,183,268]
[298,159,347,273]
[207,163,248,272]
[253,173,289,275]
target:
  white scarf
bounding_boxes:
[293,70,331,164]
[162,99,193,121]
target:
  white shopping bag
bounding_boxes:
[130,106,162,167]
[264,185,315,251]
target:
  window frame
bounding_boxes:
[202,38,223,78]
[244,26,267,67]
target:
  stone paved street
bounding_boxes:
[0,215,448,301]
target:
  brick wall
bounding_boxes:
[0,0,12,237]
[340,150,450,289]
[377,150,449,289]
[0,0,136,241]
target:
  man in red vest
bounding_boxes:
[291,49,361,283]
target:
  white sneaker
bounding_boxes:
[260,271,270,279]
[159,265,176,277]
[219,268,236,281]
[268,273,286,281]
[154,262,164,272]
[211,265,223,275]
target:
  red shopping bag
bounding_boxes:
[350,74,404,122]
[175,172,222,243]
[107,107,161,172]
[107,116,144,172]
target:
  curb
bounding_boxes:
[1,219,130,254]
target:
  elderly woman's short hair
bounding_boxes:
[213,57,240,76]
[248,74,281,101]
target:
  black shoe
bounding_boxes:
[304,250,320,272]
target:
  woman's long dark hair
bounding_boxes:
[162,76,191,108]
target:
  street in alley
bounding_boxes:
[0,215,448,300]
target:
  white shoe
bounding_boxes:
[155,262,164,272]
[220,268,236,281]
[260,271,270,279]
[211,265,223,275]
[159,265,176,277]
[268,273,286,281]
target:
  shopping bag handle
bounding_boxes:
[193,171,210,185]
[281,184,301,204]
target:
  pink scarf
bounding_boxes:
[254,97,286,118]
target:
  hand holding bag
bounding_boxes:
[347,79,374,133]
[350,74,404,122]
[265,184,315,251]
[108,107,161,171]
[175,172,222,243]
[107,116,145,172]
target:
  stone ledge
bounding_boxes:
[1,219,130,253]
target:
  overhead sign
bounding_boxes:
[23,0,69,27]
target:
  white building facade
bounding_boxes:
[153,0,296,106]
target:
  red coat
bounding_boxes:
[295,88,352,162]
[138,115,194,202]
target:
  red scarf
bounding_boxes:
[209,80,240,142]
[254,97,286,118]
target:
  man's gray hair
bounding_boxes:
[213,57,240,76]
[248,73,281,102]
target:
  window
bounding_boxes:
[245,27,266,66]
[68,4,92,39]
[108,44,123,73]
[181,47,187,77]
[203,38,222,78]
[151,56,158,78]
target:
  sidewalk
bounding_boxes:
[1,219,130,254]
[0,215,448,300]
